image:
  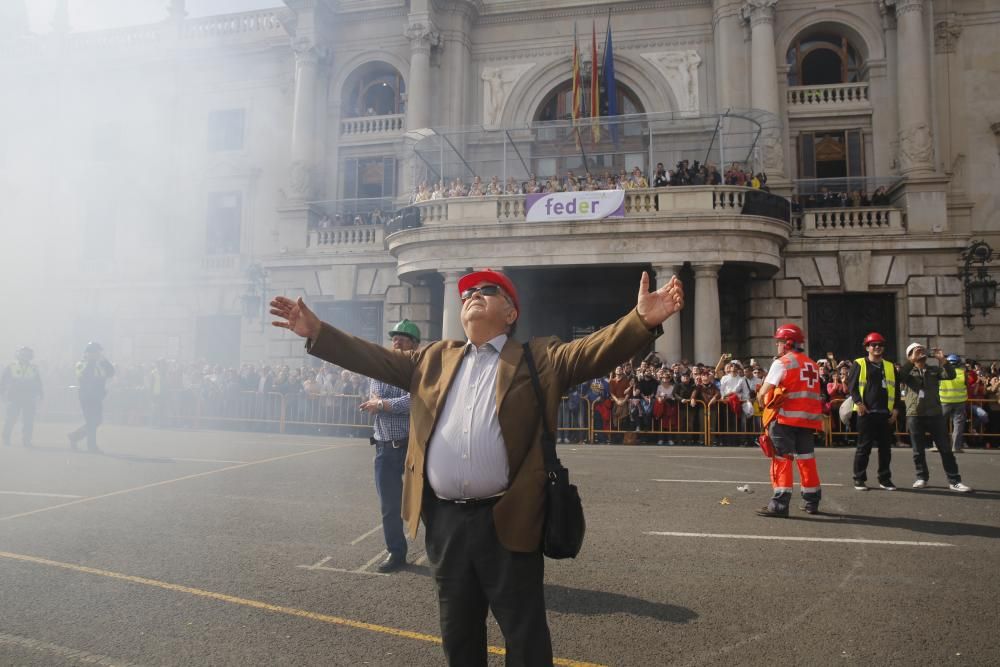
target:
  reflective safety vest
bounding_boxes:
[853,357,895,412]
[7,362,37,379]
[939,367,967,404]
[774,351,824,431]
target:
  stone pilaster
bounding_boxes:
[652,264,684,363]
[693,263,722,364]
[741,0,783,175]
[894,0,935,176]
[712,0,748,110]
[440,270,464,341]
[287,38,325,202]
[405,20,440,131]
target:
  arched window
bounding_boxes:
[534,79,644,122]
[342,62,406,118]
[786,32,864,86]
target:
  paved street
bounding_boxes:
[1,422,998,666]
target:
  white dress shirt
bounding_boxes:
[426,334,510,500]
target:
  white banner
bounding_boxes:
[524,190,626,222]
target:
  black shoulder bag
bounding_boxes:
[522,343,586,559]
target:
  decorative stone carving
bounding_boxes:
[899,122,934,171]
[287,160,314,200]
[934,18,962,54]
[739,0,777,26]
[405,22,440,53]
[481,63,534,128]
[761,129,784,173]
[894,0,925,18]
[640,51,701,114]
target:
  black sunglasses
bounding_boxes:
[869,343,885,348]
[460,284,503,300]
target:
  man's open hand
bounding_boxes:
[270,296,322,340]
[636,272,685,328]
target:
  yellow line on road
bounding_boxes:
[0,550,604,667]
[0,443,361,523]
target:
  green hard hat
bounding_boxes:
[389,319,421,342]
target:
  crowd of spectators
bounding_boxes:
[795,185,891,210]
[37,354,1000,446]
[316,208,385,229]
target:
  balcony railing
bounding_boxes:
[409,186,791,226]
[786,83,871,116]
[308,225,385,250]
[340,114,405,139]
[797,207,904,235]
[182,10,286,39]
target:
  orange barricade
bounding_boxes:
[578,398,709,446]
[706,399,762,447]
[962,398,1000,448]
[556,395,592,444]
[282,393,373,437]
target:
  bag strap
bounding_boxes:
[522,343,560,470]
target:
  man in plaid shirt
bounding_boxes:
[359,320,421,573]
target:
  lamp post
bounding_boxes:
[959,241,997,330]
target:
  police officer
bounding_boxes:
[939,354,968,453]
[755,324,824,517]
[1,347,43,448]
[847,332,901,491]
[358,320,420,573]
[68,342,115,453]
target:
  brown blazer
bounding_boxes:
[307,308,659,552]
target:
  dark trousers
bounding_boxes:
[373,440,407,558]
[422,494,552,667]
[69,399,103,451]
[853,413,894,484]
[907,415,962,483]
[3,399,36,446]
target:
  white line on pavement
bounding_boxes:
[349,523,383,545]
[0,491,84,499]
[652,479,845,487]
[171,457,248,464]
[297,564,388,577]
[354,550,389,573]
[644,531,954,547]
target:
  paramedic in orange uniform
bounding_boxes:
[755,324,825,517]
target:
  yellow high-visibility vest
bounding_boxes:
[939,368,967,404]
[853,357,895,412]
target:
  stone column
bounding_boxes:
[713,0,748,110]
[652,264,684,363]
[895,0,934,175]
[405,21,439,131]
[741,0,784,176]
[288,38,321,201]
[693,264,722,364]
[440,270,465,341]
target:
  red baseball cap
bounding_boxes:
[458,269,520,312]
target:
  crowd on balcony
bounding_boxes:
[797,185,891,210]
[409,161,770,203]
[315,209,385,229]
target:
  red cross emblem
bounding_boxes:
[800,363,819,389]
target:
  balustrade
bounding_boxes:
[799,207,903,235]
[308,225,383,249]
[183,11,284,38]
[786,83,870,114]
[340,114,406,138]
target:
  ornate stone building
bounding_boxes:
[1,0,997,367]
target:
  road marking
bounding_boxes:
[0,443,361,523]
[171,457,248,464]
[0,491,84,499]
[355,549,388,573]
[298,564,388,577]
[0,550,604,667]
[0,630,146,666]
[652,479,845,487]
[644,531,954,547]
[349,523,383,545]
[657,455,764,460]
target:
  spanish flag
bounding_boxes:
[572,22,582,125]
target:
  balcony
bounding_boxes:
[796,207,904,236]
[386,187,793,278]
[307,225,385,252]
[340,114,405,141]
[786,83,871,118]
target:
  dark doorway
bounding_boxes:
[195,315,241,367]
[808,293,897,363]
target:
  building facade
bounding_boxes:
[1,0,998,368]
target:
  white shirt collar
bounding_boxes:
[464,333,508,354]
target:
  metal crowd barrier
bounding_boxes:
[826,398,1000,448]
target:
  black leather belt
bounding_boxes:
[371,437,407,449]
[436,494,503,506]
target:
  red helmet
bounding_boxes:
[862,332,886,347]
[774,323,805,344]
